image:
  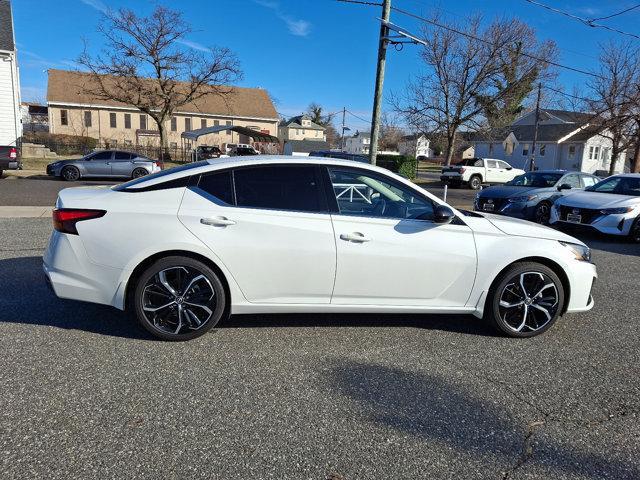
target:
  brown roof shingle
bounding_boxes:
[47,69,278,120]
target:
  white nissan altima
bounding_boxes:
[44,156,596,341]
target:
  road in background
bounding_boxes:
[0,218,638,479]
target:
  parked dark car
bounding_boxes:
[47,150,163,181]
[193,145,222,160]
[0,146,20,177]
[309,150,369,163]
[230,146,260,156]
[474,170,600,224]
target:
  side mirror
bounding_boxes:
[434,205,455,224]
[506,166,513,170]
[558,183,572,191]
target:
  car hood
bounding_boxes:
[481,212,583,244]
[478,185,554,198]
[557,191,640,209]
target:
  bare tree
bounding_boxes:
[587,41,640,174]
[379,113,404,152]
[306,102,340,147]
[392,14,555,165]
[77,5,242,159]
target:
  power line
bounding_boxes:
[523,0,640,40]
[346,109,372,124]
[542,84,594,103]
[592,3,640,21]
[389,5,607,79]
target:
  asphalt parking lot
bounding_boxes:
[0,218,638,479]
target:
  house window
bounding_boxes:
[185,117,192,131]
[60,109,68,126]
[488,143,494,154]
[111,139,118,146]
[170,142,177,149]
[214,120,220,126]
[124,113,131,129]
[226,121,232,126]
[540,145,546,156]
[601,147,611,168]
[124,139,132,146]
[84,111,92,128]
[568,145,575,159]
[505,141,514,156]
[140,114,147,130]
[201,118,207,129]
[109,112,117,128]
[589,145,600,160]
[296,129,300,136]
[171,117,177,132]
[522,144,530,156]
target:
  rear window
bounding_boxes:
[197,171,234,205]
[113,160,208,191]
[455,158,484,167]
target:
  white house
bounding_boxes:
[345,130,370,155]
[0,0,21,149]
[473,109,625,174]
[398,134,431,159]
[278,114,326,142]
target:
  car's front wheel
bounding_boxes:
[133,256,227,341]
[485,262,565,337]
[534,201,551,224]
[61,165,80,181]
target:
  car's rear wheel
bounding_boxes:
[485,262,565,338]
[629,216,640,243]
[469,175,482,190]
[534,201,551,224]
[61,165,80,181]
[133,256,227,341]
[0,169,3,178]
[132,167,148,179]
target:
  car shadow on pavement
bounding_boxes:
[0,256,148,340]
[328,360,639,479]
[0,256,498,339]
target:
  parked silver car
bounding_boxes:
[46,150,162,181]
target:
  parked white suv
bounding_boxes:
[441,158,525,190]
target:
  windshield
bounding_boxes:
[506,172,563,187]
[585,176,640,196]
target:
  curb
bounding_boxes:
[0,206,53,218]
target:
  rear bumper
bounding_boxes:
[440,174,463,183]
[43,230,126,309]
[0,159,21,170]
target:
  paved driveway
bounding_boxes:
[0,219,638,479]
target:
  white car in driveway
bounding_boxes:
[550,174,640,243]
[44,156,596,341]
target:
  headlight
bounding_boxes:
[599,207,633,215]
[508,195,538,203]
[559,241,591,262]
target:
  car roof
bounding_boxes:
[120,155,397,190]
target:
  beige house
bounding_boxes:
[278,114,326,142]
[47,69,279,150]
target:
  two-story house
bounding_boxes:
[345,131,370,155]
[278,114,326,142]
[398,134,431,159]
[47,69,279,149]
[473,109,625,174]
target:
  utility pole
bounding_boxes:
[341,107,346,151]
[369,0,391,165]
[530,82,542,171]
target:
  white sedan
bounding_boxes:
[550,174,640,242]
[44,156,596,341]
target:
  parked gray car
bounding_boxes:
[46,150,162,181]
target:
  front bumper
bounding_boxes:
[474,198,536,220]
[564,260,597,313]
[550,206,634,236]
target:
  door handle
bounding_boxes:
[340,232,371,243]
[200,216,236,227]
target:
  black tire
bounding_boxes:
[132,167,148,179]
[534,201,552,225]
[629,216,640,244]
[469,175,482,190]
[0,170,3,178]
[484,262,565,338]
[133,256,227,341]
[61,165,80,181]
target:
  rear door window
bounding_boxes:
[90,151,113,161]
[114,151,133,161]
[233,165,326,213]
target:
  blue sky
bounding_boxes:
[12,0,640,130]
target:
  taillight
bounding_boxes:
[9,148,17,159]
[459,167,466,174]
[52,208,106,235]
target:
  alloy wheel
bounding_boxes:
[141,266,216,335]
[498,271,559,333]
[132,168,148,179]
[62,166,79,181]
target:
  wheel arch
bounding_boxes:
[123,249,232,317]
[486,256,571,315]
